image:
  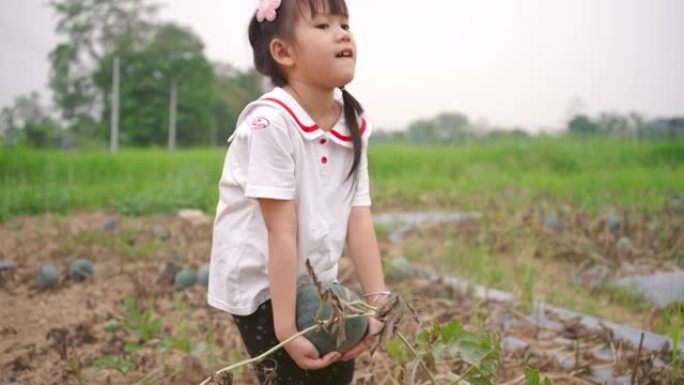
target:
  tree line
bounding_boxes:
[1,0,263,149]
[371,111,684,144]
[1,0,682,148]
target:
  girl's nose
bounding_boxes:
[336,26,351,42]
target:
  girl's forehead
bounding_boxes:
[294,0,348,18]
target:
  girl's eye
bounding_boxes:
[341,24,350,30]
[315,23,330,29]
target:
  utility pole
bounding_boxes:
[210,121,217,147]
[110,55,120,152]
[168,78,177,150]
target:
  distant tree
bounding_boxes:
[1,92,61,148]
[567,114,598,135]
[565,96,587,119]
[0,107,18,147]
[407,119,436,144]
[406,111,473,144]
[48,0,159,126]
[93,23,216,146]
[434,112,471,141]
[625,111,645,140]
[647,117,684,139]
[595,112,630,136]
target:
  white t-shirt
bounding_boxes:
[207,87,372,316]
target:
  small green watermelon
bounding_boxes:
[617,236,632,250]
[606,216,621,233]
[36,264,60,289]
[68,258,94,281]
[544,213,563,231]
[103,216,118,231]
[104,319,119,333]
[384,256,416,282]
[198,264,210,287]
[174,267,197,290]
[296,282,368,355]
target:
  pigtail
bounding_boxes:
[341,87,364,182]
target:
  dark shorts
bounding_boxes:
[232,299,355,385]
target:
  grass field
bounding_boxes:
[2,136,683,221]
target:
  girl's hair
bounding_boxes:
[248,0,364,182]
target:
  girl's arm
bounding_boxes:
[340,205,386,361]
[257,198,299,340]
[257,198,342,369]
[346,206,386,306]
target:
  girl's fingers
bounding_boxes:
[303,351,341,370]
[340,343,366,361]
[341,317,383,361]
[340,333,377,361]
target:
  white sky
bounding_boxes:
[1,0,683,132]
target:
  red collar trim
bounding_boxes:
[262,97,366,141]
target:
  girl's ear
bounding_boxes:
[269,38,295,69]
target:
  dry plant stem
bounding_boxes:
[198,313,374,385]
[347,300,379,312]
[420,374,472,385]
[131,367,162,385]
[500,370,593,385]
[396,332,437,385]
[132,367,182,385]
[631,332,645,385]
[449,366,474,385]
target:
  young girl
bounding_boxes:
[207,0,387,383]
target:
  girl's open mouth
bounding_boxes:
[335,49,354,58]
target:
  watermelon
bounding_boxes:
[68,258,94,281]
[104,319,119,333]
[36,264,60,289]
[198,264,210,287]
[384,256,416,282]
[617,236,632,250]
[174,267,197,290]
[296,282,368,355]
[544,213,563,231]
[606,216,621,233]
[103,216,118,231]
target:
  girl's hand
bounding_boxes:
[282,334,342,370]
[340,316,384,362]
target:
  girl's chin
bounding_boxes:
[308,72,355,90]
[332,72,355,87]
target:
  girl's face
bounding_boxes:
[288,10,356,89]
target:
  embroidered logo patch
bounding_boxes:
[251,116,270,129]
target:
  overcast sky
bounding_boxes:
[1,0,682,132]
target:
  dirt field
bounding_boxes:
[1,211,681,384]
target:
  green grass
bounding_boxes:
[1,147,223,220]
[2,136,683,221]
[369,136,684,211]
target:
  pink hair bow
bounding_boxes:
[256,0,282,23]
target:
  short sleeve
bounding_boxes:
[244,110,296,200]
[352,144,372,207]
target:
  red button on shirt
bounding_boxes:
[321,156,328,164]
[319,138,327,145]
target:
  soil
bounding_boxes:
[1,211,681,385]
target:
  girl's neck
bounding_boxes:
[283,82,340,131]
